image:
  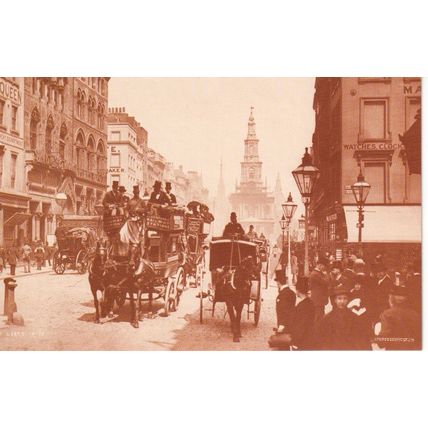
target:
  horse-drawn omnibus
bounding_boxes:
[200,237,262,341]
[89,201,187,327]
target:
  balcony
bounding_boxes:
[31,150,75,174]
[76,168,107,185]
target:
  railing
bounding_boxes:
[76,168,106,184]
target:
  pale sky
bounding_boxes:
[108,78,315,216]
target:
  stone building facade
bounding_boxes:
[24,77,109,243]
[107,107,148,196]
[0,77,29,246]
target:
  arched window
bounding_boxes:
[80,91,86,120]
[59,123,67,161]
[76,131,85,170]
[249,167,255,180]
[30,108,40,151]
[96,140,105,175]
[46,115,54,156]
[98,103,104,129]
[87,135,95,171]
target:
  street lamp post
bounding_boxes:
[280,214,287,257]
[282,193,297,284]
[292,148,320,277]
[351,167,371,255]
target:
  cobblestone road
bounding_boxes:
[0,269,278,351]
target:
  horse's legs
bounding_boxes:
[226,301,239,342]
[92,287,100,323]
[235,301,245,338]
[129,289,139,328]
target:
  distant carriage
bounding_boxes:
[252,238,270,289]
[53,216,100,274]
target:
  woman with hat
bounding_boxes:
[315,284,370,350]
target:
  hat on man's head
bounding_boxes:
[133,185,140,192]
[331,284,351,297]
[165,182,172,189]
[295,277,310,294]
[354,258,365,266]
[112,181,119,188]
[231,212,237,218]
[153,180,162,188]
[119,186,126,193]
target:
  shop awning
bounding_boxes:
[3,212,31,228]
[343,205,421,243]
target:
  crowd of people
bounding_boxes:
[271,252,422,351]
[0,240,55,277]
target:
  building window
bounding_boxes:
[46,115,54,156]
[111,131,120,141]
[30,108,40,151]
[364,162,386,204]
[11,105,18,131]
[10,153,17,188]
[361,99,388,140]
[59,123,67,161]
[0,99,5,126]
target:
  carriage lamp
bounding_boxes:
[351,167,371,253]
[281,193,297,285]
[292,147,320,277]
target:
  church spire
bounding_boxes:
[247,106,257,140]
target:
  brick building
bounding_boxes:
[311,77,421,265]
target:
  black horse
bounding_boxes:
[89,239,159,328]
[88,240,114,323]
[221,256,259,342]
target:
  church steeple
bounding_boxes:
[241,107,262,186]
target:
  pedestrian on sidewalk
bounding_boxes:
[34,241,45,270]
[7,246,19,276]
[22,242,32,273]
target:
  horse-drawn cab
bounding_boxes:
[53,216,100,274]
[200,237,262,338]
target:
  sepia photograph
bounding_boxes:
[0,77,422,351]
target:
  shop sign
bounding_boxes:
[403,85,421,95]
[0,131,24,148]
[0,78,22,104]
[326,213,337,222]
[344,142,402,151]
[109,167,124,173]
